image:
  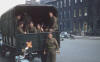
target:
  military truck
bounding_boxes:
[0,4,60,61]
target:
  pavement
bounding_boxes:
[73,35,100,40]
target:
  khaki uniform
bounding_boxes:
[17,27,25,34]
[52,17,58,31]
[50,17,58,31]
[27,27,37,33]
[46,38,59,62]
[37,29,42,33]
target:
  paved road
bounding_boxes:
[57,39,100,62]
[0,39,100,62]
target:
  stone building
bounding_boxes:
[46,0,100,35]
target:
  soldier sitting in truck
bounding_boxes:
[49,12,58,32]
[36,24,44,33]
[17,22,27,34]
[16,15,22,23]
[27,21,37,33]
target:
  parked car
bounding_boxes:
[60,32,70,38]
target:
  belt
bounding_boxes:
[48,47,55,49]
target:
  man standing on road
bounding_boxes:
[46,33,59,62]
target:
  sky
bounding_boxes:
[0,0,40,17]
[0,0,26,16]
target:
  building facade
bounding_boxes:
[46,0,100,35]
[26,0,37,4]
[88,0,100,35]
[40,0,56,4]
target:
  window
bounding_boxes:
[64,0,66,7]
[64,22,66,30]
[80,0,83,2]
[57,2,59,8]
[60,12,63,19]
[74,9,77,17]
[64,10,66,18]
[79,9,82,16]
[69,0,71,6]
[84,7,88,16]
[75,0,77,4]
[60,1,63,8]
